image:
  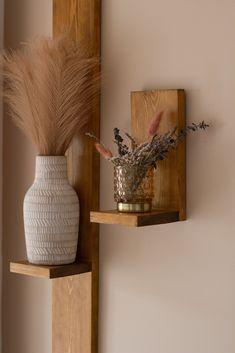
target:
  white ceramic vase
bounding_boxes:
[23,156,79,265]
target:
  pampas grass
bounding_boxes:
[0,34,100,155]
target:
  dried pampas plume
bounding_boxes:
[0,34,100,155]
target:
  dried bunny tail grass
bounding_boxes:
[95,143,113,159]
[148,111,163,136]
[0,34,100,155]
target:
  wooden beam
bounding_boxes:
[53,1,101,353]
[52,273,92,353]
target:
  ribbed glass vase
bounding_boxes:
[23,156,79,265]
[114,165,154,212]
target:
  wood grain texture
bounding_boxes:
[53,1,100,353]
[131,89,186,220]
[52,273,92,353]
[10,261,91,279]
[91,209,179,227]
[53,0,100,261]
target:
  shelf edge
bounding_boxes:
[10,261,92,279]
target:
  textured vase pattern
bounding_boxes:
[114,166,154,203]
[24,156,79,265]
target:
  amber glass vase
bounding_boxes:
[114,166,154,212]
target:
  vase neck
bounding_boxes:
[35,156,68,181]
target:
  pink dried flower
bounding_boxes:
[148,111,164,136]
[95,143,113,159]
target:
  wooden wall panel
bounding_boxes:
[53,1,101,353]
[53,0,100,262]
[131,89,186,220]
[52,273,92,353]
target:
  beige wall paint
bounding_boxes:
[100,1,235,353]
[3,1,52,353]
[2,1,235,353]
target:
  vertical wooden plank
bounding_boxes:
[53,1,100,353]
[131,89,186,220]
[52,273,92,353]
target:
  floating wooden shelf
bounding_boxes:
[90,209,179,227]
[91,89,186,230]
[10,260,91,279]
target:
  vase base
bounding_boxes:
[117,202,152,213]
[27,258,76,266]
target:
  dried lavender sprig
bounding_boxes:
[125,132,138,151]
[113,128,129,156]
[178,120,209,138]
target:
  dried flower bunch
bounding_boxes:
[87,112,209,189]
[87,112,209,167]
[0,35,100,155]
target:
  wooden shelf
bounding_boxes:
[10,260,91,279]
[90,209,179,227]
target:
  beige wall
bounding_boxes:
[2,1,235,353]
[100,1,235,353]
[3,1,52,353]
